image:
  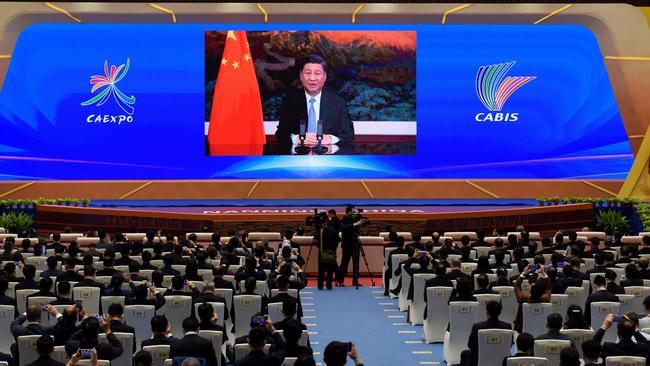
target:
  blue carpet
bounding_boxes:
[307,286,444,366]
[92,198,536,208]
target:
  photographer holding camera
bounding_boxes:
[317,209,341,290]
[336,206,367,288]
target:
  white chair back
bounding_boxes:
[25,256,47,271]
[618,294,636,315]
[534,339,570,366]
[233,295,262,338]
[158,295,192,337]
[72,287,101,314]
[443,301,480,365]
[477,329,513,366]
[389,254,409,296]
[238,280,269,297]
[17,335,43,366]
[233,343,271,363]
[473,273,497,290]
[51,345,70,364]
[0,305,15,354]
[564,287,586,310]
[409,273,435,325]
[506,356,548,366]
[550,294,568,319]
[76,360,110,366]
[213,288,234,312]
[493,286,516,324]
[399,263,418,312]
[142,345,170,366]
[6,282,16,299]
[423,287,453,343]
[100,296,125,312]
[124,305,156,348]
[198,330,224,366]
[605,356,646,366]
[560,328,594,359]
[624,286,650,312]
[282,357,298,366]
[383,247,397,287]
[15,289,39,314]
[268,302,284,325]
[522,303,553,337]
[591,301,621,343]
[99,332,133,366]
[474,294,501,315]
[194,302,226,326]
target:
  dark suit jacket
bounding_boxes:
[235,349,283,366]
[25,355,65,366]
[585,290,619,325]
[275,89,354,147]
[593,328,650,363]
[467,318,512,355]
[10,315,54,339]
[169,333,218,366]
[141,334,179,348]
[268,292,302,320]
[64,332,123,360]
[52,319,79,346]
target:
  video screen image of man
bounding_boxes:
[274,55,354,155]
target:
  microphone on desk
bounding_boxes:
[295,119,310,155]
[313,119,326,155]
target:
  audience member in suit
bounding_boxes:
[405,251,436,301]
[107,303,135,334]
[194,284,229,321]
[75,267,105,297]
[268,276,302,320]
[471,230,490,247]
[95,229,113,250]
[473,274,498,295]
[470,256,494,279]
[139,251,158,270]
[488,267,510,289]
[49,281,75,306]
[513,265,552,333]
[581,339,603,366]
[615,245,634,265]
[502,332,534,366]
[593,314,650,362]
[459,245,477,264]
[96,256,118,277]
[183,262,204,282]
[605,270,625,295]
[213,266,236,292]
[560,347,581,366]
[10,304,58,359]
[141,315,179,348]
[25,335,66,366]
[56,258,84,283]
[51,305,80,346]
[40,256,63,279]
[448,278,477,304]
[384,237,407,296]
[83,242,103,259]
[445,260,471,283]
[423,263,454,309]
[126,283,166,310]
[235,256,268,283]
[15,264,39,290]
[103,273,132,297]
[460,300,512,366]
[563,305,590,330]
[639,258,650,280]
[161,254,181,276]
[65,315,123,360]
[323,341,365,366]
[166,275,201,300]
[115,244,138,267]
[128,262,147,282]
[547,267,568,294]
[169,317,219,366]
[535,313,576,348]
[586,254,614,277]
[235,325,285,366]
[273,300,307,332]
[279,319,312,358]
[585,275,619,326]
[26,277,58,300]
[195,302,228,365]
[0,275,18,317]
[621,264,644,287]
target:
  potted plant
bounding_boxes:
[64,198,73,206]
[81,198,90,207]
[597,209,630,238]
[550,197,560,205]
[55,198,64,206]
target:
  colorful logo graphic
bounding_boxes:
[475,61,535,111]
[81,58,136,115]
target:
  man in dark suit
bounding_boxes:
[40,256,63,279]
[10,304,58,359]
[212,267,236,292]
[169,317,219,366]
[581,339,603,366]
[51,305,80,346]
[502,332,534,366]
[141,315,179,349]
[64,316,123,360]
[336,206,364,287]
[96,257,118,277]
[461,300,512,366]
[275,54,354,154]
[26,335,66,366]
[15,264,39,290]
[235,325,285,366]
[268,276,302,320]
[535,313,576,348]
[593,314,650,362]
[384,236,407,296]
[0,275,18,316]
[585,275,619,326]
[75,267,105,297]
[50,281,76,306]
[273,301,307,332]
[193,284,229,321]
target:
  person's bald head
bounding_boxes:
[62,305,78,322]
[26,304,42,322]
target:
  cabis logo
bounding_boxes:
[81,58,136,125]
[474,61,535,122]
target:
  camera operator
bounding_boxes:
[316,209,341,290]
[336,206,367,287]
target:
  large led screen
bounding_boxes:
[0,24,633,179]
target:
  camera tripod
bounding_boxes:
[353,238,375,289]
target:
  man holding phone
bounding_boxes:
[323,341,365,366]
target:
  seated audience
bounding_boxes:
[559,346,580,366]
[169,317,219,366]
[141,315,178,348]
[324,341,364,366]
[535,313,576,349]
[563,305,589,330]
[502,332,534,366]
[461,300,511,366]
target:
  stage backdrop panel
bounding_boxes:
[0,24,632,179]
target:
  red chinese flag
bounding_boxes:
[208,31,265,155]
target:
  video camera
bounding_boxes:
[349,208,371,225]
[306,208,328,228]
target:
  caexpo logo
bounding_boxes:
[81,58,136,125]
[475,61,535,122]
